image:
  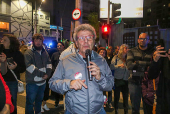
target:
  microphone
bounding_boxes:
[85,49,92,81]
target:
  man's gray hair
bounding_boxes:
[73,24,97,41]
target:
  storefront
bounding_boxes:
[0,22,9,32]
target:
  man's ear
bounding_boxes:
[75,41,78,48]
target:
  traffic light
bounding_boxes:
[102,24,110,40]
[112,3,121,18]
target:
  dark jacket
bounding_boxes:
[148,57,170,113]
[24,46,52,84]
[105,54,113,67]
[51,52,61,72]
[142,71,159,106]
[126,46,154,84]
[0,73,14,113]
[2,49,26,81]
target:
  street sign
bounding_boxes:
[50,25,57,29]
[58,26,63,31]
[72,8,81,20]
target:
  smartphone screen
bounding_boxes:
[7,58,15,65]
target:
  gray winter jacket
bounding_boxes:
[110,56,129,80]
[24,47,52,84]
[49,51,114,114]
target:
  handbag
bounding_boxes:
[10,69,24,93]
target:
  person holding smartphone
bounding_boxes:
[0,47,14,114]
[1,34,26,114]
[148,45,170,114]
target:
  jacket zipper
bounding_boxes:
[85,63,90,114]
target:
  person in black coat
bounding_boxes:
[1,34,26,114]
[50,41,65,107]
[148,45,170,114]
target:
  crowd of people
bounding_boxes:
[0,23,170,114]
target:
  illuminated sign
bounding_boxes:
[100,0,143,18]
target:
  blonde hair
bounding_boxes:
[117,44,129,59]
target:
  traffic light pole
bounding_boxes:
[75,0,82,28]
[107,0,110,46]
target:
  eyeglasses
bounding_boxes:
[77,35,94,41]
[138,38,149,41]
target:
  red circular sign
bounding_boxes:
[72,8,81,20]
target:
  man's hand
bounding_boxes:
[88,61,101,80]
[153,45,167,62]
[7,62,17,70]
[70,79,87,90]
[118,63,125,68]
[0,53,6,62]
[42,74,48,80]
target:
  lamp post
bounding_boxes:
[34,0,45,34]
[34,1,37,34]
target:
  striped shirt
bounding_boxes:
[126,46,154,83]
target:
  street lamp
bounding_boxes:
[34,0,45,34]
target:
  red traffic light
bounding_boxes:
[104,26,108,32]
[102,25,110,33]
[102,24,110,40]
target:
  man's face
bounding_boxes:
[138,33,150,48]
[107,46,113,55]
[33,39,43,50]
[99,50,106,57]
[75,30,94,57]
[57,43,64,52]
[115,46,119,53]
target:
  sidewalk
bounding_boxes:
[20,73,144,114]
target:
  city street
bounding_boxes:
[17,75,144,114]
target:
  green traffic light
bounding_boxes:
[116,18,121,24]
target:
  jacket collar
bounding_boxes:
[31,46,45,54]
[75,50,102,63]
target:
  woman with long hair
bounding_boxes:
[1,34,26,114]
[110,44,129,114]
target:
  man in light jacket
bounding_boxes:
[49,24,114,114]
